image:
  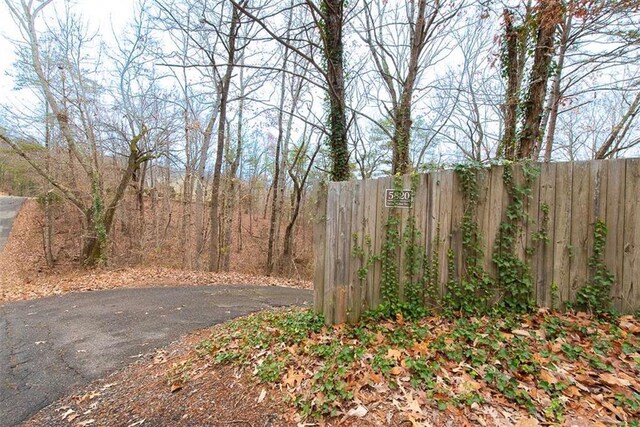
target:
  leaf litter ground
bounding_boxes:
[25,308,639,426]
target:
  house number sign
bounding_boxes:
[384,189,414,208]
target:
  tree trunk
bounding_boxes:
[392,103,412,175]
[221,117,242,270]
[542,10,572,161]
[500,9,521,160]
[221,58,245,270]
[322,0,349,181]
[181,108,194,268]
[266,58,288,274]
[43,102,55,267]
[194,113,216,269]
[208,5,240,272]
[282,143,319,273]
[390,0,434,174]
[518,0,561,159]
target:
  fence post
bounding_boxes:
[313,182,328,315]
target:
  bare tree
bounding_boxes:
[231,0,351,181]
[1,0,155,265]
[357,0,463,174]
[280,128,320,274]
[595,91,640,159]
[540,0,640,160]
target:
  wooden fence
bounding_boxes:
[313,159,640,324]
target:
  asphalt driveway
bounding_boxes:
[0,196,25,251]
[0,285,312,426]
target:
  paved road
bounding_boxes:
[0,196,26,251]
[0,285,312,426]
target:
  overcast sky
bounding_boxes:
[0,0,135,98]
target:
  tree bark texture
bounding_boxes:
[321,0,350,181]
[518,0,562,159]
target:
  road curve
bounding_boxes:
[0,285,312,426]
[0,196,26,252]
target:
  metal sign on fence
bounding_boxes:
[384,188,414,208]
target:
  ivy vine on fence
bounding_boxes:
[345,161,615,321]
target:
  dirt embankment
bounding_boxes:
[0,200,311,303]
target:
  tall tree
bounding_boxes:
[206,1,246,272]
[499,4,533,160]
[1,0,155,265]
[232,0,351,181]
[518,0,563,159]
[358,0,462,174]
[498,0,562,160]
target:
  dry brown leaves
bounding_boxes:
[21,309,640,427]
[0,265,311,303]
[0,201,311,304]
[23,328,298,427]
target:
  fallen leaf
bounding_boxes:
[563,385,581,398]
[404,392,423,414]
[283,368,305,388]
[575,373,597,387]
[515,417,539,427]
[365,372,383,384]
[387,348,402,361]
[512,329,531,338]
[347,405,368,417]
[619,319,639,333]
[170,383,182,393]
[599,373,631,387]
[257,388,267,403]
[60,408,75,420]
[600,399,625,418]
[539,370,558,384]
[457,373,482,393]
[412,341,429,357]
[390,366,404,376]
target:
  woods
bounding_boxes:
[0,0,639,276]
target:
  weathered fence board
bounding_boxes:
[313,183,327,314]
[553,162,573,306]
[348,181,363,324]
[427,171,441,297]
[315,159,640,323]
[437,170,454,294]
[605,161,625,311]
[364,178,378,310]
[486,166,505,280]
[623,159,640,313]
[569,162,590,304]
[537,162,557,307]
[527,164,542,304]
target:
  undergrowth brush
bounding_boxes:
[179,308,640,425]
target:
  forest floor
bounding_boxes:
[23,308,640,426]
[0,200,311,303]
